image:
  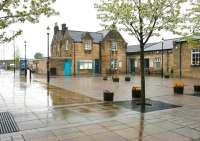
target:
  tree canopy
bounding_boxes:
[95,0,186,44]
[0,0,58,43]
[34,52,43,59]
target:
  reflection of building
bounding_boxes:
[35,23,127,76]
[127,37,200,79]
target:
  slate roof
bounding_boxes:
[97,30,109,38]
[68,30,103,43]
[127,39,174,53]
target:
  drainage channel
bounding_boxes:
[0,112,19,134]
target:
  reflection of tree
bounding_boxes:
[49,86,97,106]
[102,102,119,118]
[138,106,145,141]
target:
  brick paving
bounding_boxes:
[0,71,200,141]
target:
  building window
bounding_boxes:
[111,59,118,69]
[80,60,93,70]
[65,40,69,51]
[154,58,161,69]
[84,40,92,50]
[191,48,200,65]
[111,40,117,51]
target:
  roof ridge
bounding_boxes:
[68,30,103,35]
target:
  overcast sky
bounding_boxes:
[0,0,180,60]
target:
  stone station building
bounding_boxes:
[33,24,200,79]
[34,23,127,76]
[127,38,200,79]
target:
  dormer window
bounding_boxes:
[85,40,92,50]
[111,40,117,51]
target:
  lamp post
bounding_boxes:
[24,41,27,77]
[47,26,50,84]
[161,38,164,78]
[13,31,16,76]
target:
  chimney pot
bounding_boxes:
[61,23,68,35]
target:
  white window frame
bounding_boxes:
[65,40,69,51]
[154,57,161,69]
[79,60,93,70]
[191,48,200,66]
[111,40,117,51]
[111,59,118,69]
[84,40,92,50]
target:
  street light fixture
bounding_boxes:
[161,38,164,78]
[24,41,27,77]
[47,26,50,84]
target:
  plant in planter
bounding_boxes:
[112,75,119,82]
[174,82,184,94]
[132,86,141,98]
[103,90,114,101]
[164,72,170,78]
[125,76,131,81]
[194,85,200,94]
[103,76,108,80]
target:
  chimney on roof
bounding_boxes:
[54,22,59,34]
[61,23,68,35]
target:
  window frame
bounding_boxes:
[111,40,117,52]
[191,48,200,66]
[111,59,118,69]
[84,40,92,51]
[79,60,93,70]
[65,40,69,51]
[154,57,161,69]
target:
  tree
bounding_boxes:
[0,0,58,43]
[34,52,43,59]
[95,0,186,105]
[185,1,200,35]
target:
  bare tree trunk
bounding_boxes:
[140,42,145,105]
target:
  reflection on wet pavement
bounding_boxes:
[0,71,200,141]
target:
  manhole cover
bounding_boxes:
[0,112,19,134]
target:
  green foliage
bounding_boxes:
[95,0,187,104]
[184,1,200,35]
[34,52,43,59]
[0,0,58,43]
[95,0,187,44]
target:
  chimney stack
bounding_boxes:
[61,23,68,35]
[54,22,59,34]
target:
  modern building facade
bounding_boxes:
[35,23,127,76]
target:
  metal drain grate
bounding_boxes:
[0,112,19,134]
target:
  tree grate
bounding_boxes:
[0,112,19,134]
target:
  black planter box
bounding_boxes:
[164,75,170,78]
[103,76,108,80]
[103,90,114,101]
[194,85,200,92]
[132,90,141,98]
[113,77,119,82]
[125,76,131,81]
[174,87,184,94]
